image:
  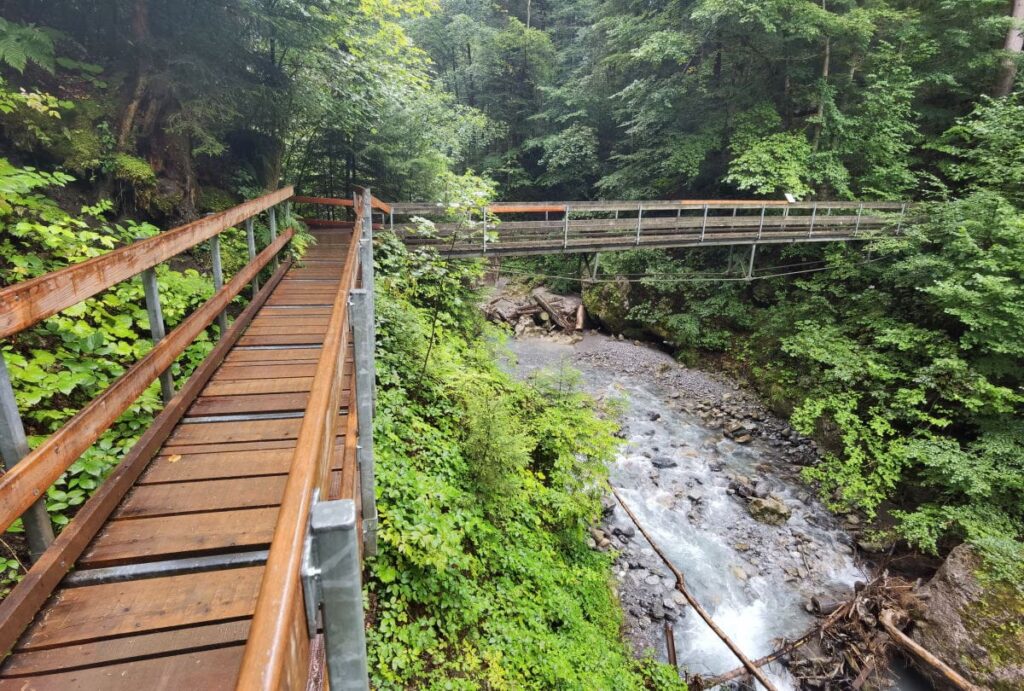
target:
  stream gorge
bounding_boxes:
[504,331,874,690]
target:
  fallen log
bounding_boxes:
[879,610,982,691]
[700,598,852,687]
[611,487,779,691]
[532,288,575,331]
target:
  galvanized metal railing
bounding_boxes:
[388,198,909,257]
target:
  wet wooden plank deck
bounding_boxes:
[0,228,355,690]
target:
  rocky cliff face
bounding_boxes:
[912,545,1024,690]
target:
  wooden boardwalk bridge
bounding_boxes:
[0,190,905,689]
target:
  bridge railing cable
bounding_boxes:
[0,186,298,656]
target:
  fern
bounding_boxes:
[0,18,55,74]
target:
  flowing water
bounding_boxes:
[504,333,867,689]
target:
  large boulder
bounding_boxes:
[582,278,632,335]
[748,497,791,525]
[912,545,1024,690]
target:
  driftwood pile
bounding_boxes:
[693,572,980,691]
[483,288,584,334]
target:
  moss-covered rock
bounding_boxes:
[111,153,156,187]
[582,278,633,335]
[198,186,238,213]
[912,545,1024,689]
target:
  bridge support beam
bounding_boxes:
[0,356,54,560]
[304,499,371,691]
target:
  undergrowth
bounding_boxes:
[366,231,684,689]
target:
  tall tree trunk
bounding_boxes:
[812,34,831,151]
[116,0,150,149]
[994,0,1024,97]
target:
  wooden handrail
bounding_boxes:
[0,257,293,656]
[0,229,295,532]
[293,195,354,207]
[0,186,293,338]
[237,202,363,690]
[294,194,391,214]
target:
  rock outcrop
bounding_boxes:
[912,544,1024,690]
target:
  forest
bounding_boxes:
[0,0,1022,689]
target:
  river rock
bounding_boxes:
[644,574,662,586]
[613,523,636,539]
[912,544,1024,689]
[651,456,677,469]
[749,497,791,525]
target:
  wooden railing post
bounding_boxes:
[0,356,54,560]
[140,267,175,405]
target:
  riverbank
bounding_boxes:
[503,331,868,689]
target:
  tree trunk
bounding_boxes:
[116,0,151,149]
[812,38,831,151]
[994,0,1024,97]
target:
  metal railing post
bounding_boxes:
[896,203,907,235]
[700,204,708,242]
[309,499,370,691]
[268,206,280,270]
[245,218,260,297]
[482,206,488,253]
[854,203,864,233]
[635,205,644,245]
[757,206,766,240]
[808,203,817,238]
[747,244,757,281]
[0,356,54,560]
[350,289,377,556]
[141,267,175,405]
[360,191,375,344]
[209,235,229,337]
[563,206,570,250]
